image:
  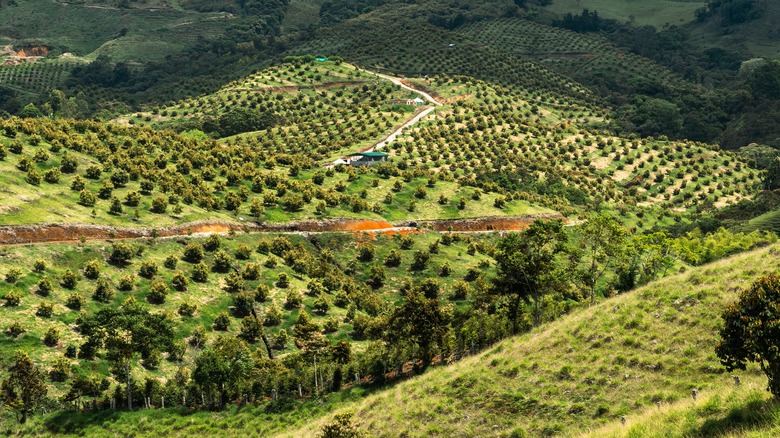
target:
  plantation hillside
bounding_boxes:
[0,224,775,436]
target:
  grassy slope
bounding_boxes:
[282,241,779,437]
[7,234,779,437]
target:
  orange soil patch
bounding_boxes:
[185,224,232,234]
[341,220,393,231]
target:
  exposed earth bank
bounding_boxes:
[0,214,565,245]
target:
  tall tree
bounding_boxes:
[717,273,780,397]
[493,219,568,330]
[2,351,47,423]
[77,297,175,410]
[193,337,253,407]
[569,214,628,304]
[385,288,450,370]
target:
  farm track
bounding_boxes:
[0,214,565,246]
[230,81,367,93]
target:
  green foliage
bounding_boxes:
[717,273,780,396]
[493,219,567,329]
[109,242,134,266]
[2,351,47,423]
[147,281,169,304]
[184,243,205,263]
[4,290,21,307]
[93,278,115,303]
[191,261,210,283]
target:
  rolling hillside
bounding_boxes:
[3,229,777,437]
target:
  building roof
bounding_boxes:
[350,151,389,158]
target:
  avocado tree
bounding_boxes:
[1,351,47,424]
[716,273,780,397]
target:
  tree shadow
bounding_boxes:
[691,397,778,437]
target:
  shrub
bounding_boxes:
[93,278,114,302]
[36,302,54,318]
[276,272,290,288]
[255,284,270,302]
[204,234,221,252]
[65,292,85,310]
[285,289,303,309]
[323,317,339,334]
[273,329,288,349]
[143,349,161,370]
[313,295,331,315]
[183,242,204,263]
[6,321,25,338]
[5,268,22,284]
[190,325,206,347]
[357,244,375,262]
[233,292,255,317]
[37,276,54,296]
[178,301,197,317]
[263,302,283,326]
[411,250,430,271]
[83,260,101,279]
[213,312,230,331]
[384,249,402,267]
[78,189,96,207]
[191,261,209,282]
[43,326,60,346]
[109,241,134,265]
[235,244,252,260]
[33,259,47,273]
[238,316,262,343]
[118,274,134,291]
[150,195,168,213]
[163,255,178,270]
[4,290,21,307]
[242,262,261,280]
[212,250,233,273]
[147,281,169,304]
[169,270,187,291]
[60,269,78,289]
[50,357,71,382]
[138,260,158,279]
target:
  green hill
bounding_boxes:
[280,240,779,437]
[3,228,777,437]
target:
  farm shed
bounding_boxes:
[348,151,389,166]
